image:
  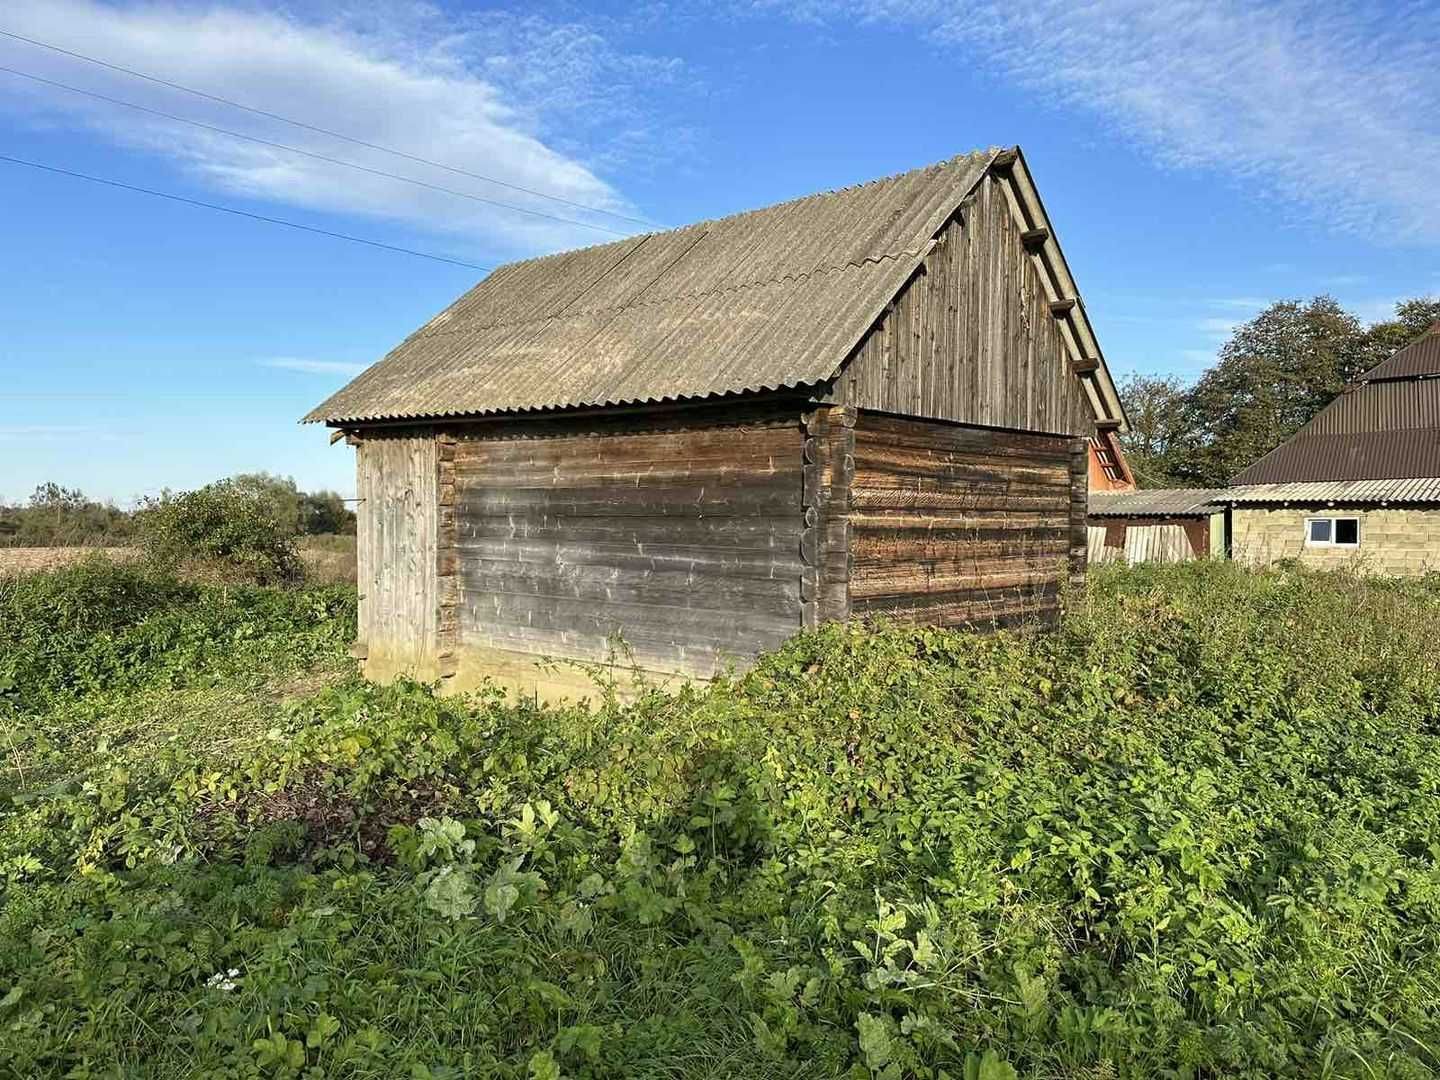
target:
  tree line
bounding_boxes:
[0,473,355,547]
[1119,296,1440,488]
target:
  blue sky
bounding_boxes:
[3,0,1439,503]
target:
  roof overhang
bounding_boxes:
[990,148,1129,433]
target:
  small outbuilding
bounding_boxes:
[306,147,1126,695]
[1222,323,1440,576]
[1087,489,1227,564]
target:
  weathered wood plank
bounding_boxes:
[833,174,1093,437]
[451,409,807,679]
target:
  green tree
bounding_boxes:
[299,489,356,535]
[136,479,302,583]
[228,473,303,536]
[1360,296,1440,368]
[1117,374,1189,488]
[1174,297,1372,485]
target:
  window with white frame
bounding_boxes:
[1305,516,1359,547]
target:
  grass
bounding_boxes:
[2,559,1440,1078]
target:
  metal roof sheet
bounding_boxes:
[1218,477,1440,505]
[1358,323,1440,382]
[1233,331,1440,485]
[1087,489,1225,517]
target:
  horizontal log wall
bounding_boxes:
[848,411,1079,628]
[448,405,807,677]
[833,174,1093,437]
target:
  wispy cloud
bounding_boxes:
[258,358,368,376]
[0,1,685,255]
[760,0,1440,243]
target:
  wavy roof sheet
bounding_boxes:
[1088,489,1225,517]
[1360,322,1440,382]
[306,151,999,423]
[1234,325,1440,485]
[1218,478,1440,505]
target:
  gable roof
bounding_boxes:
[305,147,1124,428]
[1233,323,1440,485]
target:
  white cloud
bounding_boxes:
[760,0,1440,243]
[258,358,368,376]
[0,1,675,255]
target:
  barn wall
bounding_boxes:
[833,174,1094,437]
[355,430,439,680]
[446,405,807,682]
[847,411,1083,628]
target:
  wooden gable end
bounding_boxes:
[830,173,1094,437]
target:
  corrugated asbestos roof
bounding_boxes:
[306,152,996,423]
[307,148,1127,427]
[1218,478,1440,505]
[1233,324,1440,485]
[1088,489,1225,517]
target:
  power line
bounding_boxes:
[0,153,494,271]
[0,64,632,237]
[0,25,660,229]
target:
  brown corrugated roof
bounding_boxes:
[1088,489,1225,517]
[1358,322,1440,382]
[305,148,1125,427]
[1233,429,1440,484]
[1233,325,1440,485]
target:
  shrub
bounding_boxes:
[3,562,1440,1077]
[136,479,302,583]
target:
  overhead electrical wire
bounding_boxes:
[0,63,633,237]
[0,25,659,229]
[0,152,495,271]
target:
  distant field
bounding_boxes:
[0,546,138,574]
[0,537,356,581]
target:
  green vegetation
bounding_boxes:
[4,560,1440,1077]
[1120,295,1440,487]
[1,473,355,550]
[136,478,307,584]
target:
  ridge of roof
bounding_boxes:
[473,151,1001,279]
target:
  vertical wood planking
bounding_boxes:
[834,175,1092,437]
[355,430,439,677]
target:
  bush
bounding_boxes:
[4,563,1440,1077]
[0,483,133,547]
[136,479,303,583]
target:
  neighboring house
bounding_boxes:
[1219,323,1440,576]
[1087,489,1227,564]
[306,147,1126,696]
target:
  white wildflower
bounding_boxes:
[205,968,241,992]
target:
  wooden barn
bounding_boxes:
[306,147,1127,696]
